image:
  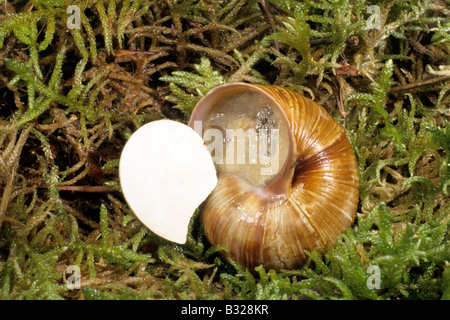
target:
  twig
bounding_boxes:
[35,185,117,193]
[0,216,25,226]
[259,0,279,51]
[310,38,334,46]
[408,36,449,65]
[114,49,160,57]
[389,74,450,93]
[329,74,349,118]
[57,185,117,193]
[310,36,359,47]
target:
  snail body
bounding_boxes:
[188,83,359,271]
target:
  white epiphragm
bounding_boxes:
[119,119,218,244]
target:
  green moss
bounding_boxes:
[0,0,448,300]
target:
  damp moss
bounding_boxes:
[0,0,448,300]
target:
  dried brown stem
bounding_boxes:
[56,185,117,193]
[389,75,450,92]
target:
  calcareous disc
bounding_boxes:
[119,119,218,244]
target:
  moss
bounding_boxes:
[0,0,449,300]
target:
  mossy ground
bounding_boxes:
[0,0,449,300]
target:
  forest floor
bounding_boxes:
[0,0,449,300]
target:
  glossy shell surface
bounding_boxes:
[189,83,359,271]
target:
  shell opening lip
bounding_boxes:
[188,82,297,197]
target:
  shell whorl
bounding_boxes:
[189,83,359,271]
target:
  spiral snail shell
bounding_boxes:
[188,83,359,271]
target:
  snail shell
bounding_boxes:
[188,83,359,271]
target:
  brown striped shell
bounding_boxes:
[188,83,359,271]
